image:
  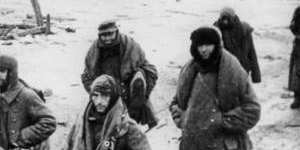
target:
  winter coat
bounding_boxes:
[170,50,261,150]
[64,98,151,150]
[81,33,158,125]
[0,81,56,150]
[214,19,261,83]
[288,7,300,92]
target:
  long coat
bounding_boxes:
[63,99,151,150]
[288,8,300,93]
[81,34,158,125]
[0,81,56,150]
[171,50,261,150]
[214,21,261,83]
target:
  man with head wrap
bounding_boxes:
[288,6,300,109]
[214,7,261,83]
[169,26,261,150]
[65,75,151,150]
[0,55,56,150]
[81,20,158,129]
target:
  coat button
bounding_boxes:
[12,118,17,122]
[210,119,215,122]
[212,109,216,112]
[10,130,16,134]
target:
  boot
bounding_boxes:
[291,92,300,109]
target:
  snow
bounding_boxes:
[0,0,299,149]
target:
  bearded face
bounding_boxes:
[91,91,111,113]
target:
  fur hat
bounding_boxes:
[190,26,223,71]
[0,55,18,87]
[190,26,221,47]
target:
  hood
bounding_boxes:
[0,55,18,90]
[215,7,241,30]
[90,74,120,113]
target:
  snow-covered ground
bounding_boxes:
[0,0,299,149]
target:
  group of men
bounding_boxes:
[0,5,298,150]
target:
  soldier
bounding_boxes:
[214,7,261,83]
[0,55,56,150]
[81,20,158,129]
[169,27,261,150]
[288,6,300,109]
[65,75,151,150]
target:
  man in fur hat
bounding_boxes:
[65,74,151,150]
[0,55,56,150]
[214,7,261,83]
[169,27,261,150]
[288,6,300,109]
[81,20,158,129]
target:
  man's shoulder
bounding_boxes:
[221,49,248,77]
[18,84,42,102]
[241,21,254,34]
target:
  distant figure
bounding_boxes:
[169,26,261,150]
[81,20,158,129]
[214,7,261,83]
[65,75,151,150]
[0,55,56,150]
[289,6,300,109]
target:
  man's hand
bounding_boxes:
[170,105,184,128]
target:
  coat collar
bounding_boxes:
[0,81,24,104]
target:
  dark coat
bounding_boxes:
[64,98,151,150]
[0,81,56,150]
[170,50,261,150]
[81,33,157,97]
[81,33,158,125]
[0,55,56,150]
[288,6,300,92]
[214,18,261,83]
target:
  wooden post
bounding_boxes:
[45,14,51,35]
[30,0,43,26]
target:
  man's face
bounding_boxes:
[197,44,215,60]
[91,91,111,113]
[98,29,117,45]
[219,15,234,29]
[0,68,8,87]
[221,17,229,26]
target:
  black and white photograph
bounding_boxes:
[0,0,299,150]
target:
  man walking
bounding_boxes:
[170,27,261,150]
[214,7,261,83]
[0,55,56,150]
[66,75,151,150]
[288,6,300,109]
[81,20,158,129]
